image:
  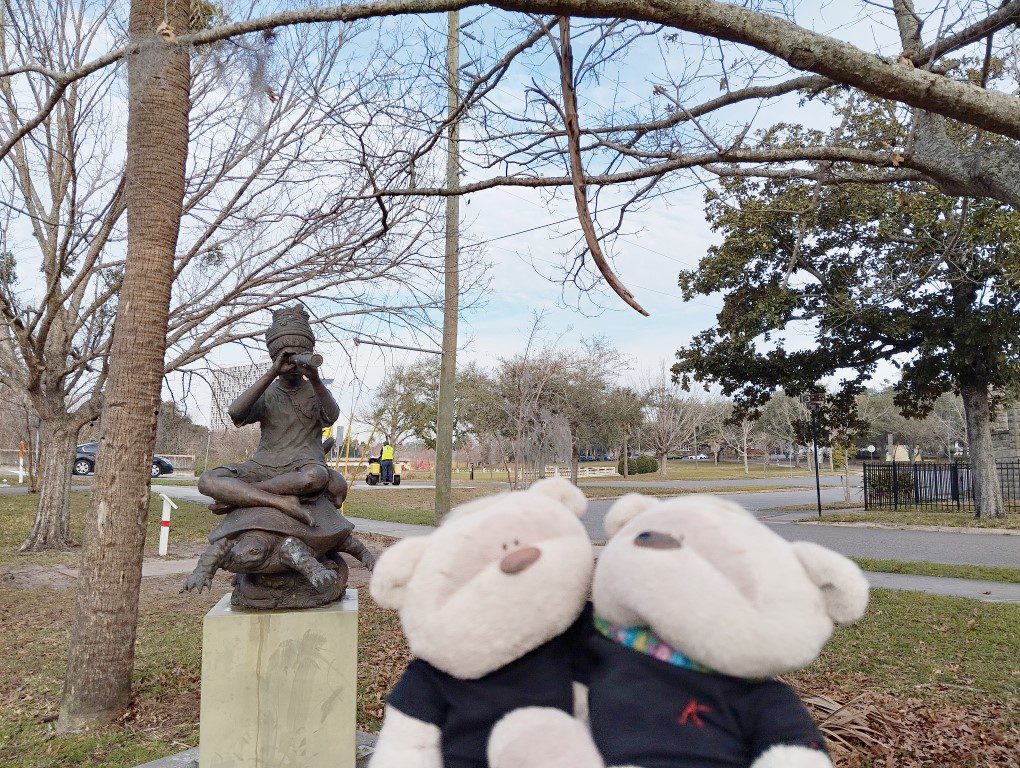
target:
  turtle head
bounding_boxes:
[228,531,275,570]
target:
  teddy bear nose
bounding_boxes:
[500,546,542,574]
[634,530,683,549]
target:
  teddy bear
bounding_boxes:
[487,493,870,768]
[367,477,596,768]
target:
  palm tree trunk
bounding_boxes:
[19,414,79,551]
[57,0,191,731]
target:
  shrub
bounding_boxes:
[618,455,659,475]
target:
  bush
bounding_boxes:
[618,455,659,475]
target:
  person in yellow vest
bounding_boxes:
[380,439,395,484]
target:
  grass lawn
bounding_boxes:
[0,575,412,768]
[853,558,1020,584]
[0,493,213,568]
[580,484,810,499]
[814,509,1020,530]
[343,487,494,526]
[0,486,500,567]
[776,501,864,512]
[0,581,1014,768]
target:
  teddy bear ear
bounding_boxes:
[528,477,588,517]
[604,493,660,538]
[369,536,431,610]
[791,541,869,624]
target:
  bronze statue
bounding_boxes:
[183,306,375,609]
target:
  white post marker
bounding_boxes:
[158,493,179,557]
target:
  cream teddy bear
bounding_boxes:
[368,477,595,768]
[488,493,870,768]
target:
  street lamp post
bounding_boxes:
[800,393,826,518]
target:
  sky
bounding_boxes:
[7,0,968,438]
[273,0,917,438]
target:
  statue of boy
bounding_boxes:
[198,306,344,525]
[184,306,374,609]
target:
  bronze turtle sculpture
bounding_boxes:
[182,495,375,609]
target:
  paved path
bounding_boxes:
[863,572,1020,603]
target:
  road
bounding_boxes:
[583,495,1020,568]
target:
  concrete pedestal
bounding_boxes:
[199,589,358,768]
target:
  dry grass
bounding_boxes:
[1,537,1016,768]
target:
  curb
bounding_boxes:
[789,520,1020,535]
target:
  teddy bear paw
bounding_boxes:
[488,707,604,768]
[751,744,833,768]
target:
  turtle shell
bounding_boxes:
[208,495,354,553]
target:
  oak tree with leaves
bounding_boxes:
[673,111,1019,518]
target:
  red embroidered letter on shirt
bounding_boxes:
[678,699,711,728]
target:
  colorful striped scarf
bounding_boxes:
[593,614,714,674]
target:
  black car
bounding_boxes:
[73,442,175,478]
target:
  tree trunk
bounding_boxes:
[58,0,191,732]
[961,382,1005,519]
[570,452,579,485]
[621,435,629,479]
[19,416,79,551]
[659,452,668,477]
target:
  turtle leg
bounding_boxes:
[338,534,376,571]
[280,536,337,593]
[181,538,231,594]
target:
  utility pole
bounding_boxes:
[434,9,460,523]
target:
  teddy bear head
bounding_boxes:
[593,493,868,679]
[370,477,594,679]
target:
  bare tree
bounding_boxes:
[761,393,810,468]
[718,408,765,476]
[640,366,706,477]
[0,4,450,731]
[1,9,448,553]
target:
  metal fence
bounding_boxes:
[863,460,1020,513]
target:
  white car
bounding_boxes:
[684,453,709,461]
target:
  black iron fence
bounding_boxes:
[863,460,1020,513]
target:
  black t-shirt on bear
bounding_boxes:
[387,612,588,768]
[584,631,828,768]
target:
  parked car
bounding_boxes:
[684,453,709,461]
[73,442,174,477]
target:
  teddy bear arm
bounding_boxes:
[750,744,832,768]
[368,706,442,768]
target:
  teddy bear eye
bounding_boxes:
[502,543,508,551]
[513,538,520,546]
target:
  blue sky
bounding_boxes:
[7,0,958,433]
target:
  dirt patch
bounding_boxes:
[0,564,78,590]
